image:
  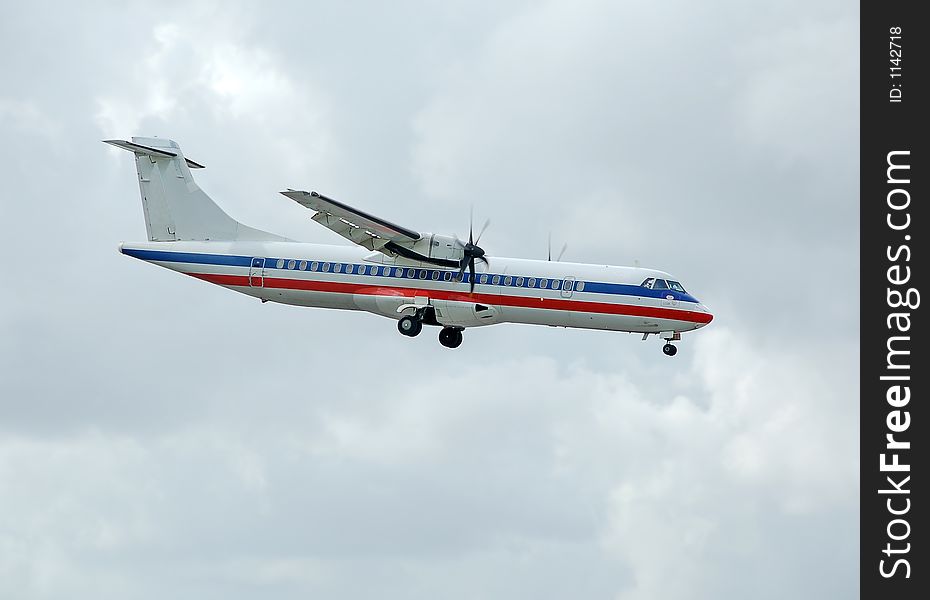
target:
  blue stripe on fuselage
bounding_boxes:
[121,247,253,267]
[121,247,700,304]
[583,281,698,304]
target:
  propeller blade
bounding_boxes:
[456,258,467,282]
[557,243,568,262]
[475,218,491,245]
[468,257,477,293]
[548,231,552,261]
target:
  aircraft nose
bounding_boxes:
[695,303,713,327]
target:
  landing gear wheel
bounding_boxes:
[398,315,423,337]
[439,327,464,348]
[662,343,678,357]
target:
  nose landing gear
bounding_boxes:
[657,331,681,357]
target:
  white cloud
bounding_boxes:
[1,326,856,598]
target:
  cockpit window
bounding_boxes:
[653,279,669,290]
[667,280,687,293]
[641,278,655,289]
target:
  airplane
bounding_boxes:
[106,137,713,356]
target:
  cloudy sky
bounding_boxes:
[1,1,858,598]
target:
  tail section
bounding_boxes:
[105,137,287,242]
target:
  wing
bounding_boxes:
[281,189,421,252]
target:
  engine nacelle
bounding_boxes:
[404,233,464,263]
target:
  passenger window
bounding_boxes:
[431,271,440,280]
[576,281,585,292]
[299,260,307,270]
[444,271,452,281]
[310,261,319,271]
[504,276,512,286]
[276,259,285,269]
[539,279,548,288]
[322,262,331,272]
[516,277,524,287]
[419,269,427,279]
[407,269,416,278]
[287,259,296,269]
[334,263,342,273]
[528,277,536,288]
[551,280,561,289]
[653,279,669,290]
[480,274,488,284]
[492,275,501,285]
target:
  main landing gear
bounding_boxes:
[438,327,464,349]
[397,312,465,349]
[397,315,423,337]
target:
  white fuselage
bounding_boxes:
[120,241,713,335]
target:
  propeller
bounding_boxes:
[455,211,490,293]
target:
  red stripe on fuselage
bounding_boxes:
[187,272,713,324]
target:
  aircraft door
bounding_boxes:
[561,276,575,298]
[249,257,265,287]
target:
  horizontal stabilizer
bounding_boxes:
[104,139,205,169]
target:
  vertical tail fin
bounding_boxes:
[105,137,286,242]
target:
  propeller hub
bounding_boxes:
[465,244,485,258]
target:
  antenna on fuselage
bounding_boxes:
[547,232,568,262]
